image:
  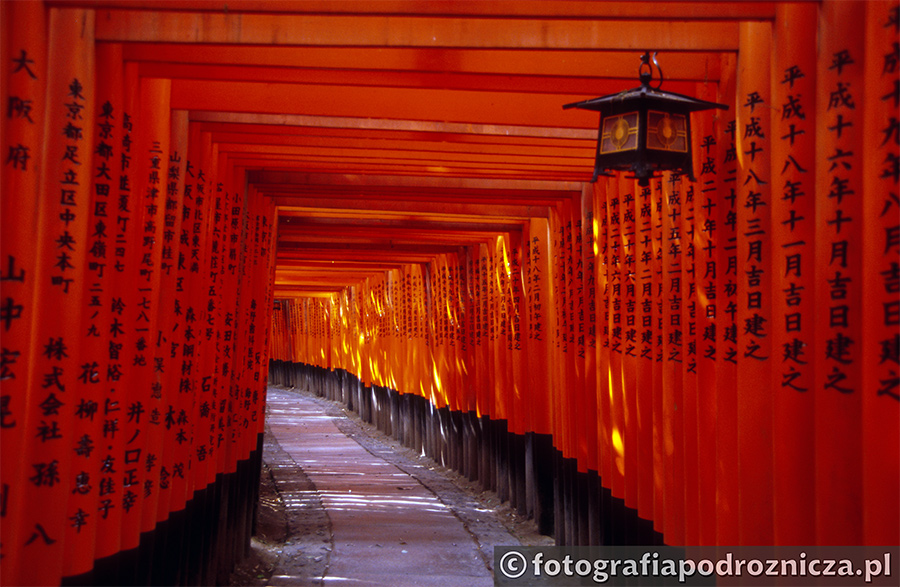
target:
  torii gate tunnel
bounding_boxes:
[1,1,898,585]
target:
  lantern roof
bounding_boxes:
[563,77,729,115]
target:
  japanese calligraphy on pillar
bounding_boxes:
[585,206,597,356]
[714,54,740,546]
[736,21,773,546]
[661,172,686,545]
[510,238,522,355]
[184,140,213,488]
[583,190,598,472]
[102,62,139,554]
[156,111,188,517]
[814,1,865,547]
[525,219,552,436]
[663,175,684,367]
[617,178,638,504]
[738,84,771,366]
[134,78,172,534]
[771,2,817,548]
[203,185,227,471]
[818,32,863,397]
[681,180,697,374]
[572,210,585,362]
[66,65,123,568]
[719,122,738,368]
[217,188,238,467]
[608,191,622,356]
[681,177,700,546]
[1,2,45,580]
[864,3,900,403]
[41,80,90,531]
[693,107,720,546]
[222,185,246,470]
[861,0,900,548]
[16,9,95,584]
[620,188,637,360]
[526,235,540,341]
[774,55,814,394]
[631,187,650,362]
[554,211,569,381]
[696,132,719,364]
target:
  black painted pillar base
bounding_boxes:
[62,432,264,587]
[525,432,555,536]
[508,432,527,517]
[495,419,510,502]
[271,362,680,551]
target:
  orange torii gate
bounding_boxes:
[2,4,274,585]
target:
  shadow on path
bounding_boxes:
[232,386,550,586]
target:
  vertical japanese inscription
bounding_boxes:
[776,57,813,393]
[820,45,862,396]
[1,4,46,579]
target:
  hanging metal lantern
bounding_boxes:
[564,52,728,186]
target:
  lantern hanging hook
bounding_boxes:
[639,51,664,90]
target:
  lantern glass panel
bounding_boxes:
[646,110,688,153]
[600,111,639,154]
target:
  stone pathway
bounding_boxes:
[251,386,526,586]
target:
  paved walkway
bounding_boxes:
[262,386,522,586]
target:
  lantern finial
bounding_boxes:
[639,51,663,90]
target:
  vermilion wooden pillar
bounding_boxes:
[691,83,720,547]
[571,193,589,477]
[549,205,568,465]
[160,109,189,518]
[64,41,128,577]
[491,236,510,431]
[236,201,259,441]
[771,1,817,546]
[219,162,246,476]
[258,195,277,430]
[736,21,774,546]
[210,175,233,481]
[132,76,172,537]
[631,177,655,529]
[85,41,127,566]
[201,141,227,491]
[474,244,491,418]
[649,176,665,539]
[0,1,46,583]
[15,8,95,585]
[861,0,899,547]
[581,186,599,485]
[240,175,262,463]
[595,178,613,494]
[93,58,143,561]
[507,232,524,438]
[714,51,739,547]
[814,0,864,547]
[661,172,685,546]
[618,176,639,519]
[452,252,468,417]
[189,128,216,493]
[565,196,583,477]
[607,177,627,502]
[526,217,554,438]
[681,173,699,547]
[179,121,203,503]
[387,270,400,394]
